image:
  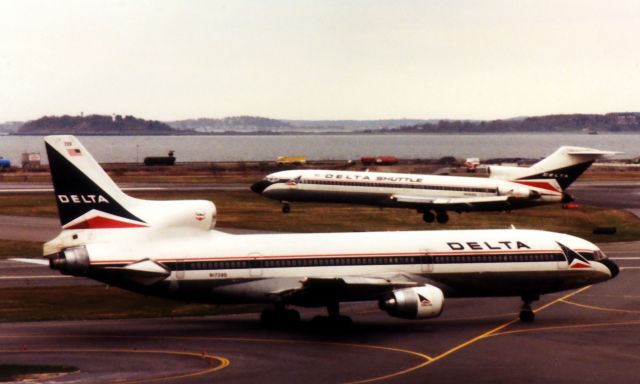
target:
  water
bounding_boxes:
[0,133,637,164]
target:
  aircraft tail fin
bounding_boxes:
[45,135,149,229]
[489,146,619,191]
[45,135,215,231]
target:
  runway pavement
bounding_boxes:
[0,244,638,383]
[570,180,640,217]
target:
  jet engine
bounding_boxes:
[140,200,217,230]
[379,285,444,320]
[48,245,90,275]
[497,186,539,200]
[487,165,530,181]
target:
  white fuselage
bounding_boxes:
[255,169,562,210]
[64,227,613,305]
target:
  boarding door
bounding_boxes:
[248,252,263,277]
[420,249,433,273]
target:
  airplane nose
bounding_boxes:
[251,180,272,194]
[600,258,620,278]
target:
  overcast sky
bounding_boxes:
[1,0,639,122]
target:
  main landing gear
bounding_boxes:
[421,210,449,224]
[312,302,352,327]
[260,303,300,327]
[519,294,539,323]
[281,202,291,214]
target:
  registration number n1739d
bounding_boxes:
[209,272,228,278]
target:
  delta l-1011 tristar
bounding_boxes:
[251,146,618,224]
[24,136,618,325]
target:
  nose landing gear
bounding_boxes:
[281,202,291,214]
[519,294,539,322]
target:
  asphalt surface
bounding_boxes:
[0,180,638,383]
[570,180,640,217]
[0,244,638,383]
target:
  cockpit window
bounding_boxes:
[593,250,606,261]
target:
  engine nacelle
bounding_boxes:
[48,245,90,276]
[487,165,529,181]
[137,199,217,230]
[379,285,444,320]
[497,186,539,200]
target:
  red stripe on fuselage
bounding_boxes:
[64,216,148,229]
[513,181,561,193]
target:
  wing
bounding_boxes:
[391,194,512,211]
[9,257,50,266]
[270,273,424,305]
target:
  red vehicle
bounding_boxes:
[361,156,399,166]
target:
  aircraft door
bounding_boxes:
[248,252,263,277]
[420,249,433,273]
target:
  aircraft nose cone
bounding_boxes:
[251,180,272,194]
[600,258,620,278]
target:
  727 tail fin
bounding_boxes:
[489,146,620,192]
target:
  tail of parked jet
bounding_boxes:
[45,135,216,233]
[488,146,619,193]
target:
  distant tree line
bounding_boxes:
[373,113,640,133]
[17,114,177,135]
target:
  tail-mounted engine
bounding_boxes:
[379,285,444,320]
[48,245,90,276]
[139,199,217,230]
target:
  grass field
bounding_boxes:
[0,285,264,323]
[0,240,41,259]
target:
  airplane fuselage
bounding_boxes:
[253,169,562,212]
[56,228,616,306]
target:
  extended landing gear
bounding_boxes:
[281,202,291,214]
[421,210,449,224]
[519,294,539,323]
[311,302,352,327]
[422,211,435,223]
[436,211,449,224]
[260,303,300,327]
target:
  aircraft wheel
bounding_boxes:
[260,309,276,325]
[285,309,301,323]
[436,212,449,224]
[519,309,535,323]
[260,308,300,327]
[282,204,291,214]
[422,211,435,223]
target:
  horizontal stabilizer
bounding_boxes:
[9,258,50,266]
[564,149,622,156]
[104,259,171,285]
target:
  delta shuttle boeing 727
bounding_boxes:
[30,136,618,325]
[252,146,618,223]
